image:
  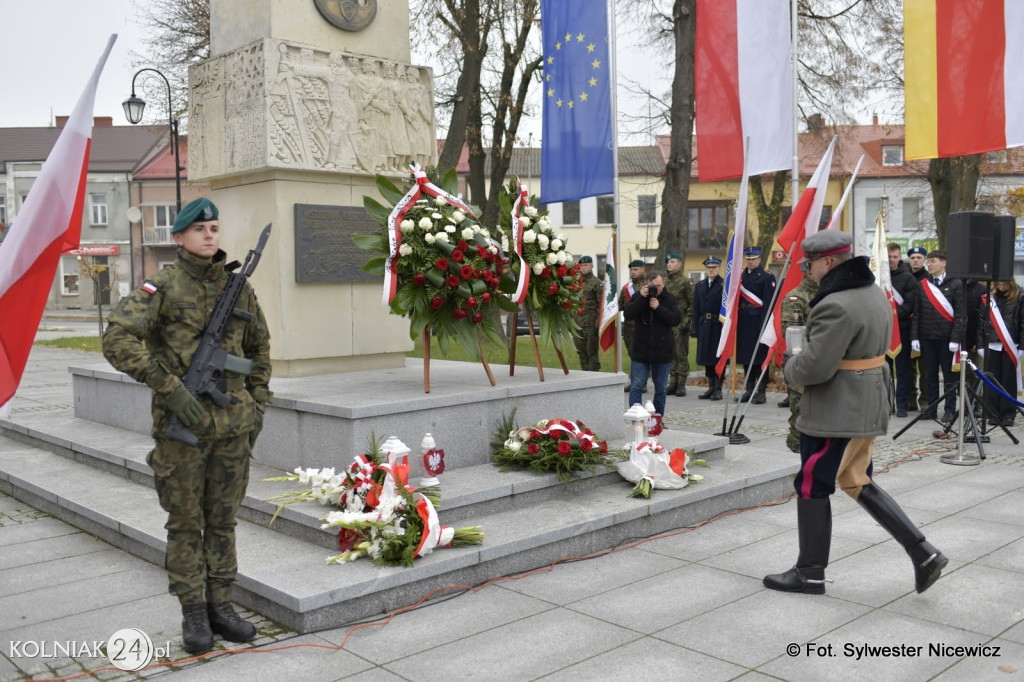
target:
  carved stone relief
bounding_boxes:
[188,38,437,181]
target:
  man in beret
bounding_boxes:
[103,198,272,654]
[618,259,648,389]
[738,246,776,404]
[574,255,602,371]
[664,253,693,396]
[764,230,946,597]
[691,257,724,399]
[905,245,930,410]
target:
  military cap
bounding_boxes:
[665,252,683,261]
[798,229,853,263]
[743,246,762,258]
[628,259,645,268]
[172,198,219,234]
[578,255,593,264]
[907,246,927,257]
[703,256,722,266]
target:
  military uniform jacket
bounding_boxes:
[781,275,817,334]
[665,270,693,331]
[579,272,603,327]
[737,265,776,361]
[784,257,892,438]
[911,275,966,344]
[691,275,724,366]
[103,248,273,440]
[889,261,917,331]
[624,287,681,364]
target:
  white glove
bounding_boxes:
[948,342,959,353]
[911,340,920,353]
[979,348,986,359]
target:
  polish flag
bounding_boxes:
[0,36,115,408]
[758,138,839,368]
[695,0,794,182]
[870,204,902,358]
[599,236,618,352]
[905,0,1024,159]
[714,155,751,377]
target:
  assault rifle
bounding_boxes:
[166,223,272,445]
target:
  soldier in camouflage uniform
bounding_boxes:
[618,260,647,391]
[102,198,272,655]
[575,255,603,371]
[665,253,693,396]
[780,272,818,452]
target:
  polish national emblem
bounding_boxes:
[424,448,445,477]
[315,0,377,32]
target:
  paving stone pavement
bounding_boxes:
[2,346,1024,680]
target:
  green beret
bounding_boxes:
[666,252,683,262]
[628,259,645,268]
[172,198,219,234]
[578,255,593,264]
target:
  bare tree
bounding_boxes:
[131,0,210,121]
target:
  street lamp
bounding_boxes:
[123,68,182,211]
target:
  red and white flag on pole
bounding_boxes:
[0,36,116,409]
[758,138,839,367]
[714,153,751,378]
[869,203,902,358]
[599,236,618,352]
[695,0,794,182]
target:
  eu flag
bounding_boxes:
[540,0,614,204]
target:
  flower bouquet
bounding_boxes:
[496,179,583,376]
[617,440,708,499]
[491,408,621,482]
[265,436,482,567]
[354,165,521,391]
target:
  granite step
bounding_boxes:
[0,428,797,633]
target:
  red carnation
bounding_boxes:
[446,275,461,287]
[548,284,559,295]
[458,240,470,251]
[472,312,484,324]
[557,265,568,277]
[541,267,552,278]
[452,250,465,262]
[580,439,593,452]
[338,528,361,552]
[598,441,608,453]
[530,429,542,440]
[482,292,491,303]
[413,273,427,286]
[527,443,540,454]
[557,441,572,456]
[435,258,448,270]
[452,308,468,320]
[467,296,478,308]
[430,296,444,310]
[563,300,572,309]
[461,265,474,279]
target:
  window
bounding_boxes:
[687,202,731,249]
[638,195,657,225]
[155,204,178,228]
[145,203,179,244]
[882,145,903,166]
[61,255,79,295]
[984,149,1008,164]
[783,205,833,230]
[865,198,882,225]
[562,200,580,226]
[596,195,615,225]
[902,198,920,230]
[90,194,108,225]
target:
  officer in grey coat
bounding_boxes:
[764,230,947,597]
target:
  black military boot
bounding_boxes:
[676,382,687,397]
[777,395,791,408]
[698,380,714,399]
[856,483,948,593]
[207,602,257,642]
[666,380,678,395]
[181,603,214,654]
[764,498,832,595]
[710,377,723,401]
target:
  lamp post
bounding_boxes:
[123,68,182,211]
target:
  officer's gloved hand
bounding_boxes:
[249,405,265,448]
[165,385,207,428]
[948,342,959,353]
[911,340,921,353]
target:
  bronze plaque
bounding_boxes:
[294,203,378,283]
[314,0,377,32]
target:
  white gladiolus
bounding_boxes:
[523,229,537,244]
[434,196,447,206]
[435,232,450,242]
[451,210,466,223]
[524,206,538,217]
[546,252,558,265]
[418,217,432,230]
[461,227,475,240]
[399,244,413,256]
[401,219,414,231]
[444,224,456,233]
[551,239,563,250]
[425,232,436,244]
[533,262,545,275]
[501,237,510,251]
[508,440,522,452]
[431,212,443,220]
[537,234,550,250]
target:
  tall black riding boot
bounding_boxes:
[856,483,948,593]
[740,373,754,402]
[710,376,723,401]
[764,498,832,595]
[698,377,714,399]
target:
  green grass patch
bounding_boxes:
[34,336,103,353]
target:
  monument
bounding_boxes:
[188,0,437,376]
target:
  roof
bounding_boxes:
[0,123,165,174]
[132,135,190,180]
[437,141,666,177]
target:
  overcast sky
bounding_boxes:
[0,0,669,143]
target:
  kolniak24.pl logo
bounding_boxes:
[9,629,171,672]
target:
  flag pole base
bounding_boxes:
[715,431,750,445]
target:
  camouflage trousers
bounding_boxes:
[147,434,251,606]
[670,328,691,385]
[575,325,601,371]
[787,387,804,453]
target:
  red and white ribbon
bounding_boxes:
[348,454,376,492]
[530,418,600,450]
[923,280,954,323]
[986,294,1020,369]
[382,163,477,305]
[622,281,635,302]
[509,181,531,304]
[740,286,763,308]
[413,496,455,558]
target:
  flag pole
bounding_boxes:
[608,0,623,379]
[790,0,800,202]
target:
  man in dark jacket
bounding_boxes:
[888,243,918,417]
[764,230,947,597]
[691,257,725,400]
[625,270,682,416]
[738,246,776,403]
[911,250,966,421]
[906,246,930,409]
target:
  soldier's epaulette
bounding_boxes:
[141,281,158,295]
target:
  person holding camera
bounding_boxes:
[625,270,682,416]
